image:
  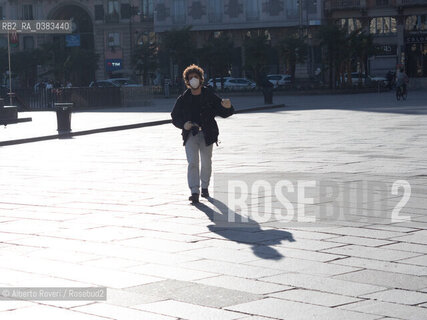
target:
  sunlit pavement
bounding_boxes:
[0,91,427,319]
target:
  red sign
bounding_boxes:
[9,32,19,47]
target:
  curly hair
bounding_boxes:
[182,64,205,88]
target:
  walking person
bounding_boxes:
[171,64,234,204]
[396,67,409,96]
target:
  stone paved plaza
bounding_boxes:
[0,91,426,319]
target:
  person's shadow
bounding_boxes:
[194,197,295,260]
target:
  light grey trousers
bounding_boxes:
[185,131,213,194]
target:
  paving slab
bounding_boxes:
[339,300,427,320]
[361,289,427,305]
[262,273,386,296]
[321,244,422,261]
[333,269,427,290]
[73,303,177,320]
[0,304,110,320]
[269,288,361,307]
[330,257,427,276]
[226,297,381,320]
[194,276,292,295]
[135,300,243,320]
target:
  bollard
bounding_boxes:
[54,102,73,134]
[263,87,273,104]
[164,79,171,98]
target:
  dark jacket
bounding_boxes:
[171,86,234,146]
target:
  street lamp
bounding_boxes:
[129,3,140,65]
[7,31,15,105]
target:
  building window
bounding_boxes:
[286,0,298,18]
[22,4,33,20]
[246,0,259,21]
[107,0,120,22]
[108,32,120,47]
[95,5,105,21]
[137,31,156,46]
[141,0,154,20]
[406,15,427,31]
[208,0,223,23]
[376,0,389,6]
[23,36,34,50]
[339,18,362,33]
[173,0,186,24]
[370,17,396,35]
[307,0,317,14]
[121,3,131,19]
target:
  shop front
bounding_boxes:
[369,44,398,76]
[405,31,427,77]
[404,15,427,77]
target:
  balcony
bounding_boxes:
[140,14,154,23]
[172,14,186,24]
[327,0,362,10]
[286,8,299,19]
[397,0,427,5]
[376,0,390,6]
[208,12,223,23]
[105,12,120,24]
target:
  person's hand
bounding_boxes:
[184,121,193,130]
[221,98,231,109]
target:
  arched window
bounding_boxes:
[405,15,427,31]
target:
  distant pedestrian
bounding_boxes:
[396,68,409,95]
[171,64,234,204]
[386,70,395,90]
[45,81,53,90]
[258,72,274,104]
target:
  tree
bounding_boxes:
[319,24,377,89]
[159,26,195,83]
[353,31,376,80]
[0,48,8,76]
[132,41,158,85]
[11,50,44,88]
[278,34,307,79]
[0,47,47,88]
[318,24,347,88]
[243,32,271,83]
[199,34,234,89]
[38,43,99,86]
[63,48,99,86]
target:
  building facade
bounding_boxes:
[324,0,427,78]
[0,0,155,84]
[154,0,324,79]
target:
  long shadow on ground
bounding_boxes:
[194,197,295,261]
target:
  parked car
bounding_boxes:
[207,77,232,89]
[220,78,256,91]
[344,72,388,87]
[89,78,142,88]
[89,80,118,88]
[367,74,389,87]
[267,74,292,88]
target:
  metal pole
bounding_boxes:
[298,0,303,38]
[7,31,12,105]
[129,1,134,68]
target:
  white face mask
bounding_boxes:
[189,77,200,89]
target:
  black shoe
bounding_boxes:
[189,193,199,203]
[201,188,209,198]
